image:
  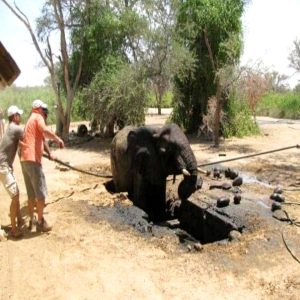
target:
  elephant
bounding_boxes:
[110,123,202,221]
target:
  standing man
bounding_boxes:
[20,99,64,232]
[0,105,24,238]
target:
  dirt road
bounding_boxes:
[0,115,300,300]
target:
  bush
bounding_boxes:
[257,92,300,119]
[78,57,148,134]
[223,96,260,137]
[0,86,57,124]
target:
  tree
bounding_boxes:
[172,0,245,146]
[70,0,147,87]
[239,67,269,122]
[140,0,176,115]
[293,83,300,93]
[1,0,87,140]
[79,57,148,137]
[289,39,300,72]
[265,71,289,93]
[68,0,149,134]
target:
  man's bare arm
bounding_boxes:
[43,128,64,149]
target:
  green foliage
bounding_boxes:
[257,92,300,119]
[172,0,245,132]
[147,91,173,108]
[0,86,57,124]
[223,96,260,138]
[70,1,147,86]
[78,57,148,131]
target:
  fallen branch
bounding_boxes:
[46,191,75,206]
[80,184,99,192]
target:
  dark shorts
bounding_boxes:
[21,161,47,200]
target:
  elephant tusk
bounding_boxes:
[182,168,191,176]
[197,167,210,176]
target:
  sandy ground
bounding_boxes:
[0,113,300,300]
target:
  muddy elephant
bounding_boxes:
[110,123,202,221]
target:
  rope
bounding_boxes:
[44,144,298,178]
[281,230,300,264]
[197,145,298,167]
[43,154,113,178]
[282,201,300,206]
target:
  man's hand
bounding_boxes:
[48,152,56,161]
[56,137,64,149]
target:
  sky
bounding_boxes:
[1,0,300,88]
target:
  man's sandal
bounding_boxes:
[11,228,23,238]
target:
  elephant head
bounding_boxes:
[154,123,202,199]
[126,126,167,220]
[127,126,165,186]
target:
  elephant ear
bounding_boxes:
[127,130,138,153]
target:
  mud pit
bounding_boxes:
[0,115,300,299]
[105,168,291,248]
[179,172,282,243]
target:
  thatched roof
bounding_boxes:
[0,41,20,88]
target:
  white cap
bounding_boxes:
[32,99,48,109]
[7,105,23,117]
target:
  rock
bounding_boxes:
[233,193,241,204]
[228,230,242,241]
[273,186,283,194]
[165,219,180,229]
[232,187,242,194]
[270,193,285,202]
[225,168,239,180]
[187,244,192,251]
[213,168,222,179]
[271,202,282,212]
[77,124,88,137]
[232,176,243,186]
[209,183,232,190]
[194,242,203,251]
[196,177,203,189]
[216,197,230,208]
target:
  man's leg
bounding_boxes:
[0,165,23,237]
[25,162,50,232]
[36,198,45,223]
[36,198,51,232]
[21,162,37,229]
[27,198,37,229]
[10,194,22,237]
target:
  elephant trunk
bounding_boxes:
[177,146,202,200]
[178,146,198,177]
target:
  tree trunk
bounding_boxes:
[214,80,222,148]
[62,117,70,141]
[156,89,162,115]
[105,115,116,137]
[55,107,63,136]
